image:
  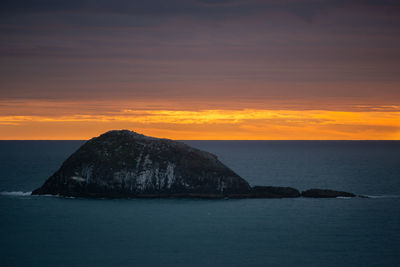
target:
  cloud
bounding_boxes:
[1,0,400,110]
[0,105,400,132]
[2,0,400,20]
[1,105,399,139]
[1,99,399,140]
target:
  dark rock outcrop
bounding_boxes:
[301,189,356,198]
[32,130,359,199]
[32,130,251,198]
[250,186,300,198]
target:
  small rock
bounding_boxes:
[301,189,356,198]
[250,186,301,198]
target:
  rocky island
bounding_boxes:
[32,130,360,199]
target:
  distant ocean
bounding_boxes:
[1,141,399,266]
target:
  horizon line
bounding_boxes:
[0,139,399,141]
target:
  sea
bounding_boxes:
[0,140,399,267]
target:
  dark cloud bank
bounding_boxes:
[1,0,399,103]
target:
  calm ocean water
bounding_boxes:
[0,141,399,266]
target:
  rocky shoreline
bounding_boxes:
[32,130,363,199]
[32,187,363,199]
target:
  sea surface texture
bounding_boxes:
[0,141,399,266]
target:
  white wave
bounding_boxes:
[0,191,32,196]
[336,196,352,199]
[365,195,400,199]
[0,191,67,199]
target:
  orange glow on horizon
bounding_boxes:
[0,101,399,140]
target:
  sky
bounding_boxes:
[1,0,400,140]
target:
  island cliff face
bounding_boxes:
[32,130,251,198]
[32,130,358,199]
